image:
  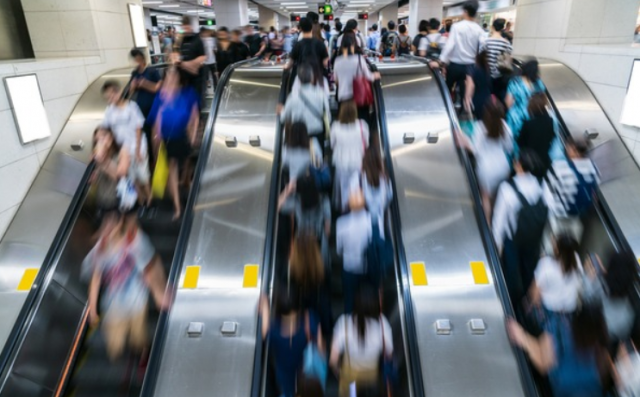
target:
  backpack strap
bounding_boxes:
[507,179,527,206]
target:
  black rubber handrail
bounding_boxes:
[368,62,427,397]
[407,55,539,397]
[0,62,168,379]
[249,66,293,397]
[140,57,259,397]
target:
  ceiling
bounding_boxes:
[141,0,260,23]
[251,0,398,19]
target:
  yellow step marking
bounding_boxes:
[183,266,201,289]
[470,261,489,284]
[410,262,428,286]
[243,264,259,288]
[17,268,38,291]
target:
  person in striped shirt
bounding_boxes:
[483,18,513,102]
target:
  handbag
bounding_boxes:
[302,311,328,389]
[353,55,373,107]
[116,177,138,211]
[497,51,514,75]
[152,142,169,199]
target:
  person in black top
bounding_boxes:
[175,15,206,108]
[517,92,556,180]
[244,25,267,58]
[288,17,328,75]
[216,27,250,76]
[231,29,250,60]
[129,48,161,167]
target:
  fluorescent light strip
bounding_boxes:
[142,1,163,4]
[281,2,305,4]
[158,4,180,8]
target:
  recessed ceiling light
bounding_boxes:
[281,2,305,4]
[142,1,163,4]
[187,10,200,13]
[158,4,180,8]
[285,5,308,8]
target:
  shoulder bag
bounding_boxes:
[302,311,328,389]
[353,55,373,107]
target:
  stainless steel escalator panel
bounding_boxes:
[0,69,130,352]
[377,61,526,397]
[153,65,282,397]
[538,59,640,255]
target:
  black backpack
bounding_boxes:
[412,34,425,55]
[381,31,397,56]
[426,34,443,59]
[397,36,411,55]
[508,179,548,248]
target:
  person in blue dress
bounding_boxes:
[505,59,546,140]
[259,289,323,397]
[147,67,199,220]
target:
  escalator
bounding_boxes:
[0,64,220,396]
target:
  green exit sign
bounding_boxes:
[207,20,213,25]
[319,4,332,14]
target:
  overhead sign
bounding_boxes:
[319,4,333,15]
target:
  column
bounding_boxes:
[277,13,290,30]
[213,0,249,29]
[408,0,443,37]
[379,2,398,30]
[258,4,276,30]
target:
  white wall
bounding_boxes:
[0,0,141,239]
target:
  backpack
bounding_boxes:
[412,33,425,55]
[381,31,397,56]
[564,161,596,216]
[548,315,603,397]
[365,216,394,287]
[426,34,442,59]
[508,179,548,248]
[397,36,411,55]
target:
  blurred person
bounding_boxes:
[516,92,556,178]
[331,100,370,212]
[482,23,489,33]
[129,48,161,167]
[270,27,284,56]
[215,28,247,77]
[282,26,294,54]
[367,24,380,52]
[508,304,612,397]
[415,18,447,59]
[493,149,554,306]
[282,121,313,181]
[231,29,250,60]
[147,68,199,220]
[175,16,206,108]
[333,34,380,109]
[244,25,267,58]
[506,59,546,139]
[162,26,173,52]
[459,98,513,221]
[268,26,277,41]
[100,80,151,206]
[528,234,582,314]
[431,1,485,101]
[635,26,640,43]
[443,19,453,37]
[484,18,513,102]
[329,20,344,61]
[92,127,131,215]
[282,62,330,142]
[337,19,365,52]
[287,17,329,78]
[85,211,168,361]
[330,284,393,397]
[464,50,492,120]
[201,28,217,89]
[411,20,427,57]
[502,21,514,44]
[547,137,599,241]
[379,20,399,57]
[359,148,393,238]
[305,11,326,45]
[323,23,332,43]
[396,24,411,56]
[336,189,372,313]
[259,289,323,397]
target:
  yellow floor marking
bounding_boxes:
[410,262,428,286]
[243,264,259,288]
[183,266,201,289]
[17,268,38,291]
[470,261,489,284]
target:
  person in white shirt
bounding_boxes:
[529,234,582,313]
[336,189,372,313]
[201,28,217,89]
[430,0,485,99]
[100,80,151,206]
[330,284,393,397]
[492,149,555,305]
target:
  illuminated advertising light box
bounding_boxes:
[621,59,640,128]
[3,74,51,144]
[128,3,148,48]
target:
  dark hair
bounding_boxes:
[381,27,388,35]
[571,304,608,352]
[297,376,324,397]
[517,148,543,174]
[286,122,310,149]
[527,92,548,118]
[218,26,229,33]
[387,20,396,30]
[340,32,356,54]
[445,20,453,33]
[323,24,330,32]
[418,20,429,32]
[270,26,275,32]
[274,288,300,317]
[298,62,315,85]
[353,284,380,345]
[604,251,639,298]
[231,28,242,37]
[297,174,320,210]
[493,18,506,32]
[372,24,378,31]
[429,18,440,31]
[483,98,505,140]
[338,100,358,124]
[345,19,358,32]
[398,24,407,34]
[182,15,192,26]
[363,148,386,188]
[129,48,145,59]
[101,80,120,94]
[566,136,591,157]
[299,17,313,33]
[335,21,343,32]
[483,23,488,29]
[306,11,319,24]
[555,234,579,275]
[521,59,540,85]
[462,0,479,18]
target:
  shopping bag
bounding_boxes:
[152,142,169,199]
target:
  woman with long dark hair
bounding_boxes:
[464,50,493,120]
